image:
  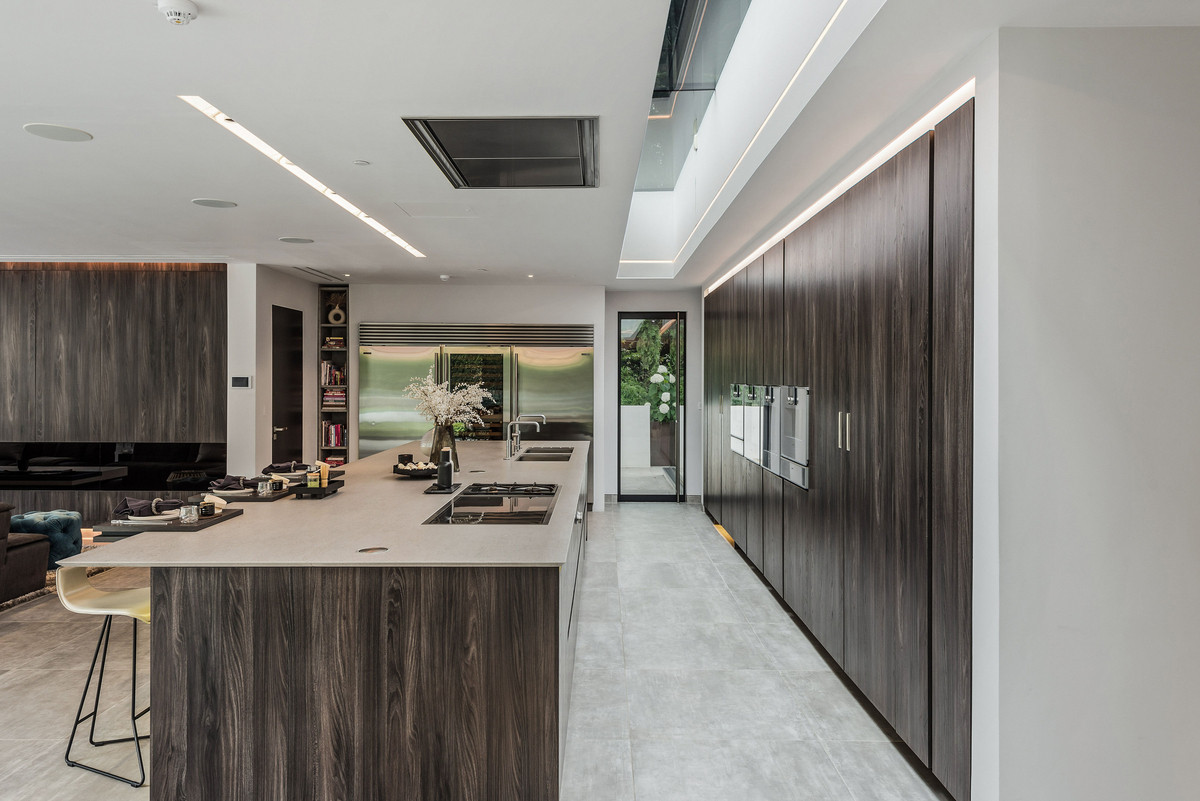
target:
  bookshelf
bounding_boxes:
[318,285,350,467]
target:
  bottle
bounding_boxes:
[436,446,452,489]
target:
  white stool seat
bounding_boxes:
[57,567,150,624]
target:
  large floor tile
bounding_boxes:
[825,741,951,801]
[752,621,834,671]
[574,620,625,669]
[714,560,771,590]
[585,537,617,562]
[0,595,79,624]
[21,619,149,672]
[619,587,746,625]
[784,671,899,743]
[577,588,621,623]
[0,619,102,670]
[0,737,151,801]
[560,737,634,801]
[616,560,726,589]
[627,669,820,741]
[631,738,853,801]
[581,560,618,589]
[615,538,710,563]
[730,585,798,626]
[566,669,628,738]
[622,620,775,670]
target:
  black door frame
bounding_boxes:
[271,305,304,464]
[616,311,685,503]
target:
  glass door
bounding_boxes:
[617,313,685,501]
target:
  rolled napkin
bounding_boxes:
[201,493,229,513]
[209,475,251,491]
[261,462,311,475]
[113,497,184,517]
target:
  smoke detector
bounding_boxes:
[158,0,198,25]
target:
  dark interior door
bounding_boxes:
[272,305,304,463]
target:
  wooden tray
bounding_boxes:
[292,479,345,499]
[93,507,245,540]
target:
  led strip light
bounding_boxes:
[705,79,976,295]
[178,96,425,258]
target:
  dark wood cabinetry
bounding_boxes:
[701,102,973,800]
[930,100,975,801]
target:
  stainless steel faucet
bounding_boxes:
[505,420,540,459]
[517,413,547,425]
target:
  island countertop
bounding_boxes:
[59,439,589,569]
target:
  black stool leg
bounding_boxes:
[64,615,149,787]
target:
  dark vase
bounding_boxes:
[430,425,460,471]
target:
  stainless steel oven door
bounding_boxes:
[729,384,744,455]
[760,386,781,475]
[780,386,810,468]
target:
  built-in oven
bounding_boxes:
[760,386,781,476]
[779,386,810,489]
[729,384,745,455]
[743,385,763,466]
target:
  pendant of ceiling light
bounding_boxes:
[178,96,425,258]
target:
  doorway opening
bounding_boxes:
[617,312,685,502]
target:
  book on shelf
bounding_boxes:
[322,389,347,407]
[320,361,347,386]
[321,420,346,447]
[323,336,346,348]
[324,456,346,467]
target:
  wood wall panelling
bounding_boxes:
[931,100,975,801]
[152,566,560,801]
[762,470,784,593]
[0,263,227,443]
[763,243,785,386]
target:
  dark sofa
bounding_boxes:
[1,502,52,604]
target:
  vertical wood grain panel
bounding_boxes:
[152,566,560,801]
[762,470,784,592]
[0,271,39,439]
[763,242,785,386]
[0,263,226,443]
[931,100,974,801]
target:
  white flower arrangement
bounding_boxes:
[404,368,494,427]
[657,365,669,373]
[668,374,676,383]
[658,403,670,414]
[650,373,664,384]
[661,392,670,402]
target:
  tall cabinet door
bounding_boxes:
[782,199,846,666]
[842,135,933,764]
[744,257,765,567]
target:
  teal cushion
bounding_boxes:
[10,510,83,569]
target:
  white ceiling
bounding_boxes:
[0,0,670,284]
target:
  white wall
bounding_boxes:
[225,264,318,476]
[603,289,703,497]
[996,27,1200,801]
[350,283,606,506]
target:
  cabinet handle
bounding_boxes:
[837,411,843,450]
[846,412,851,452]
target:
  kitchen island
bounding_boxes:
[60,440,590,801]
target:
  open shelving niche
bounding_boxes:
[318,285,349,467]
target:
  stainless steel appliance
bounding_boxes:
[424,482,560,525]
[760,385,781,475]
[743,385,763,466]
[729,384,744,455]
[778,386,810,489]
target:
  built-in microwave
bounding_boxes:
[779,386,810,489]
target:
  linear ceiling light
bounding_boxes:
[705,79,976,296]
[178,96,425,258]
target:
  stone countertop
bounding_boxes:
[59,440,589,569]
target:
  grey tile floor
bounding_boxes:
[562,502,951,801]
[0,506,950,801]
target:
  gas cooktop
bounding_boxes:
[461,482,558,496]
[424,483,560,525]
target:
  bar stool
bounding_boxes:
[56,566,151,787]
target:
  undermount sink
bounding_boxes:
[525,447,574,453]
[516,452,572,461]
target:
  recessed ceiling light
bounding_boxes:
[23,123,93,142]
[352,160,371,166]
[279,237,314,245]
[191,198,238,208]
[178,96,424,258]
[343,273,351,277]
[527,274,534,279]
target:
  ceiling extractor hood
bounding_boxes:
[404,117,597,188]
